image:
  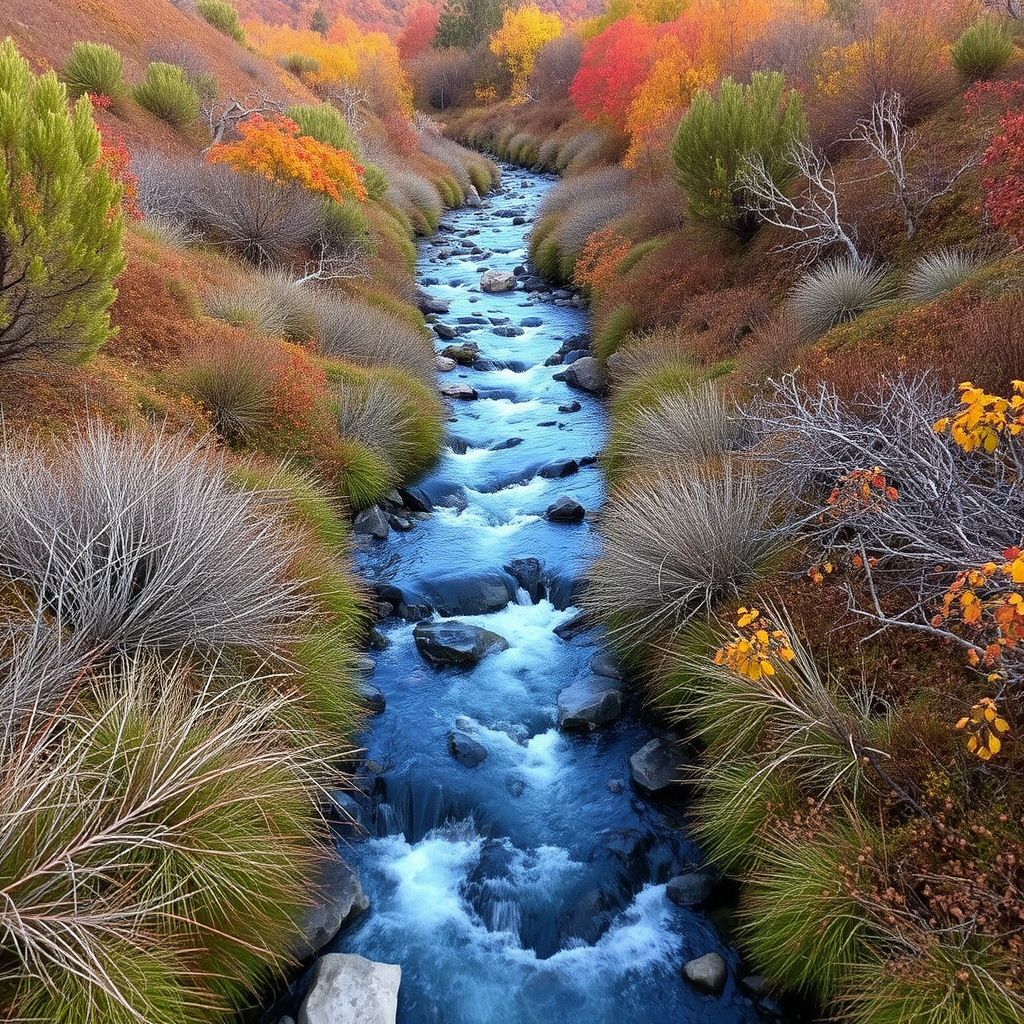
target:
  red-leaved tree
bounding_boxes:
[982,112,1024,245]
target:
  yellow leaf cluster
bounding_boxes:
[490,4,563,101]
[933,380,1024,453]
[714,607,796,681]
[955,697,1011,761]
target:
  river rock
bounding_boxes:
[436,355,457,372]
[557,676,625,730]
[682,952,727,996]
[563,356,607,395]
[464,184,483,207]
[590,651,625,681]
[416,290,449,315]
[448,730,488,767]
[417,572,516,616]
[413,620,510,668]
[441,342,480,365]
[399,486,434,513]
[440,382,478,401]
[545,496,585,523]
[359,681,386,715]
[298,953,400,1024]
[505,557,544,603]
[353,506,389,541]
[666,871,715,908]
[480,269,517,293]
[539,458,578,479]
[293,855,370,958]
[629,737,684,793]
[434,322,462,340]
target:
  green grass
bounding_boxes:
[195,0,245,44]
[63,41,125,99]
[951,18,1014,81]
[594,305,640,362]
[134,62,200,130]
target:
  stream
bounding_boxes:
[330,166,771,1024]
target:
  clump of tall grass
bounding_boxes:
[133,62,200,130]
[176,335,277,444]
[382,165,445,234]
[195,0,246,44]
[583,458,781,658]
[901,248,984,304]
[790,257,893,337]
[63,41,126,99]
[204,271,318,342]
[313,292,437,385]
[951,18,1015,81]
[0,424,306,662]
[287,103,360,157]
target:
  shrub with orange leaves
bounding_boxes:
[824,466,899,519]
[572,227,633,296]
[956,696,1011,760]
[207,114,367,204]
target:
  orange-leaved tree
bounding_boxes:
[489,4,564,101]
[207,114,368,204]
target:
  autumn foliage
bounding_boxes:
[982,112,1024,247]
[490,4,563,101]
[207,113,367,204]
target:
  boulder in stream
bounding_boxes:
[448,729,488,767]
[666,870,715,908]
[563,356,607,395]
[298,953,400,1024]
[545,496,585,523]
[439,382,478,401]
[557,676,625,730]
[413,620,510,668]
[353,506,389,541]
[629,737,685,794]
[682,952,728,996]
[292,855,369,959]
[480,269,517,293]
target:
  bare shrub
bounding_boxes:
[537,166,632,220]
[584,458,782,655]
[0,424,306,661]
[313,292,436,384]
[528,35,582,101]
[409,47,475,110]
[131,150,205,225]
[416,123,473,193]
[204,270,318,341]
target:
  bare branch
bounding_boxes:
[200,93,285,152]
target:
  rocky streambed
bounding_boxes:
[269,167,783,1024]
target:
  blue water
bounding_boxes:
[332,167,768,1024]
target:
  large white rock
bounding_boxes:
[298,953,401,1024]
[480,269,517,293]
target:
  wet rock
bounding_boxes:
[629,737,684,794]
[545,496,585,523]
[512,215,527,225]
[563,356,607,395]
[545,354,564,366]
[505,557,544,603]
[683,952,727,996]
[480,269,517,293]
[399,486,434,513]
[557,676,625,730]
[491,437,523,451]
[416,290,449,315]
[740,974,769,998]
[539,458,578,479]
[368,628,390,651]
[464,184,483,207]
[560,889,612,945]
[388,515,412,531]
[492,325,524,337]
[293,856,370,958]
[521,316,543,327]
[666,871,715,908]
[353,506,389,540]
[359,683,386,716]
[558,401,582,413]
[324,790,364,828]
[434,322,462,340]
[413,620,510,668]
[436,355,457,372]
[419,573,516,616]
[552,610,594,639]
[607,778,625,794]
[505,774,526,798]
[439,382,478,401]
[590,650,625,680]
[353,655,375,677]
[441,342,480,365]
[298,953,400,1024]
[448,730,488,767]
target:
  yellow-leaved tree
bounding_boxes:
[490,3,563,101]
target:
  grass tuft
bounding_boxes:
[902,248,985,304]
[790,257,893,337]
[63,41,126,99]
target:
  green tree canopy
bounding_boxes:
[0,37,125,366]
[435,0,507,49]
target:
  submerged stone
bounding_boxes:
[413,620,510,668]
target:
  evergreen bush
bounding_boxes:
[133,62,200,130]
[0,38,125,366]
[287,102,360,157]
[671,71,806,239]
[195,0,246,44]
[63,40,126,99]
[951,18,1015,81]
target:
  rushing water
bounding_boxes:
[331,167,769,1024]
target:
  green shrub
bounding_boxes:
[63,40,126,99]
[280,52,321,76]
[902,248,984,304]
[195,0,246,44]
[594,305,640,362]
[133,62,200,130]
[287,102,360,157]
[951,18,1014,81]
[0,38,125,366]
[327,436,396,510]
[790,257,893,337]
[671,71,806,239]
[582,458,780,658]
[363,164,389,200]
[384,166,444,234]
